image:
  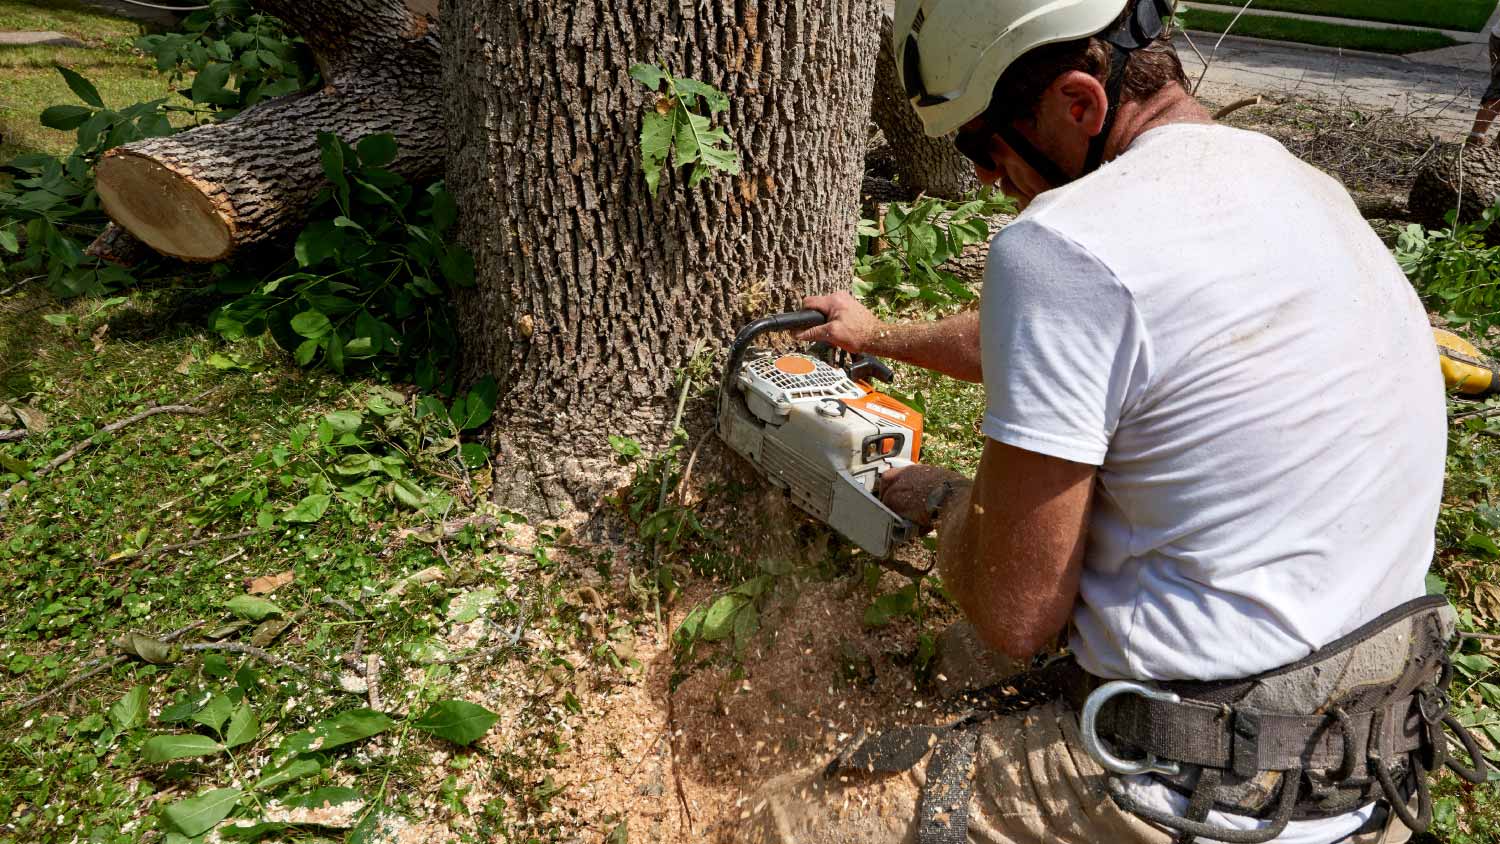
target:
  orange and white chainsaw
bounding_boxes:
[717,310,925,558]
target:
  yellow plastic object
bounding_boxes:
[1435,328,1497,397]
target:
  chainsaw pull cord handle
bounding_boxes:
[719,310,830,414]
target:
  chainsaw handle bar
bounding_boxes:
[720,309,829,403]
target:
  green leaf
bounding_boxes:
[606,820,629,844]
[290,310,332,339]
[162,787,242,837]
[0,228,18,254]
[252,757,321,791]
[56,65,104,107]
[225,703,260,748]
[190,62,234,106]
[639,109,676,197]
[143,733,225,763]
[356,133,398,167]
[225,595,284,622]
[294,338,319,367]
[294,219,343,267]
[410,699,500,746]
[458,442,488,468]
[700,594,746,642]
[114,632,181,664]
[863,584,918,628]
[219,820,291,841]
[390,478,427,509]
[446,589,497,624]
[1426,573,1448,596]
[193,693,234,733]
[450,377,496,430]
[608,435,642,458]
[39,104,93,130]
[109,685,148,731]
[628,62,665,90]
[282,708,394,755]
[317,131,347,190]
[282,493,330,523]
[439,245,475,287]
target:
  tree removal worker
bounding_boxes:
[732,1,1488,842]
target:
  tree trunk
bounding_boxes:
[444,1,882,516]
[1408,144,1500,234]
[93,0,441,262]
[868,12,975,200]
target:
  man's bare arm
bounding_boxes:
[937,440,1094,659]
[796,292,983,383]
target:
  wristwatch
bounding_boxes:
[924,479,964,523]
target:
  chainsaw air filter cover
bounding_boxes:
[740,353,864,423]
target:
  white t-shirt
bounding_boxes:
[978,123,1444,841]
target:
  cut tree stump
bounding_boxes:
[93,0,441,262]
[1408,143,1500,236]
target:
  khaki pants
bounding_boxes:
[729,700,1413,844]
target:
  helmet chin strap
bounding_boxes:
[986,0,1169,190]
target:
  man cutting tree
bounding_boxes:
[735,1,1486,842]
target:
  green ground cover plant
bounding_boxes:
[1182,8,1459,53]
[1192,0,1497,33]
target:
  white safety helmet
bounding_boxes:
[893,0,1135,138]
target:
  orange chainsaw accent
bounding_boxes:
[773,355,818,376]
[847,390,924,462]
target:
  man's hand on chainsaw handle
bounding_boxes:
[878,464,971,532]
[798,292,984,383]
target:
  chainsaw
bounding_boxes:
[717,310,925,558]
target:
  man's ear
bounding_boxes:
[1045,70,1109,138]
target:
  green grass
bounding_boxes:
[1193,0,1498,33]
[1182,7,1460,53]
[0,0,147,43]
[0,44,190,162]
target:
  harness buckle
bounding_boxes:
[1080,681,1183,777]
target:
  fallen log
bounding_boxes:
[93,0,441,262]
[1408,143,1500,236]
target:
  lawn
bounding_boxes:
[1182,7,1460,54]
[1192,0,1498,33]
[0,0,148,43]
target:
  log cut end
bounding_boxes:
[95,150,234,263]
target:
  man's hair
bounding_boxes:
[986,3,1188,123]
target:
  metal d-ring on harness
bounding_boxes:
[822,597,1492,844]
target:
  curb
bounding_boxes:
[1180,29,1487,73]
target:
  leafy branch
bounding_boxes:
[628,63,740,197]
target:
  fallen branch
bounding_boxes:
[97,528,263,565]
[4,621,204,718]
[0,429,25,443]
[1452,405,1500,425]
[366,654,383,712]
[182,642,348,691]
[32,403,209,480]
[1213,95,1262,121]
[1353,193,1415,223]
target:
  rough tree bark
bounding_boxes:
[444,1,883,516]
[869,12,975,199]
[92,0,441,262]
[1408,144,1500,234]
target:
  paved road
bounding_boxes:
[1179,32,1489,139]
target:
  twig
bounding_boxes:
[0,430,25,443]
[1193,0,1256,96]
[1461,632,1500,642]
[1213,96,1262,121]
[1453,406,1500,425]
[668,684,695,832]
[32,404,209,480]
[182,642,346,691]
[97,528,262,565]
[0,275,43,298]
[366,654,383,712]
[393,514,530,555]
[320,595,363,618]
[4,622,204,717]
[431,613,528,665]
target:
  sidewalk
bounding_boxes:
[1178,32,1488,139]
[1180,2,1490,44]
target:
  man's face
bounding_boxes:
[955,117,1051,208]
[951,72,1110,208]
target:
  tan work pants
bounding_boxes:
[729,700,1412,844]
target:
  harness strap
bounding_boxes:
[1092,692,1427,772]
